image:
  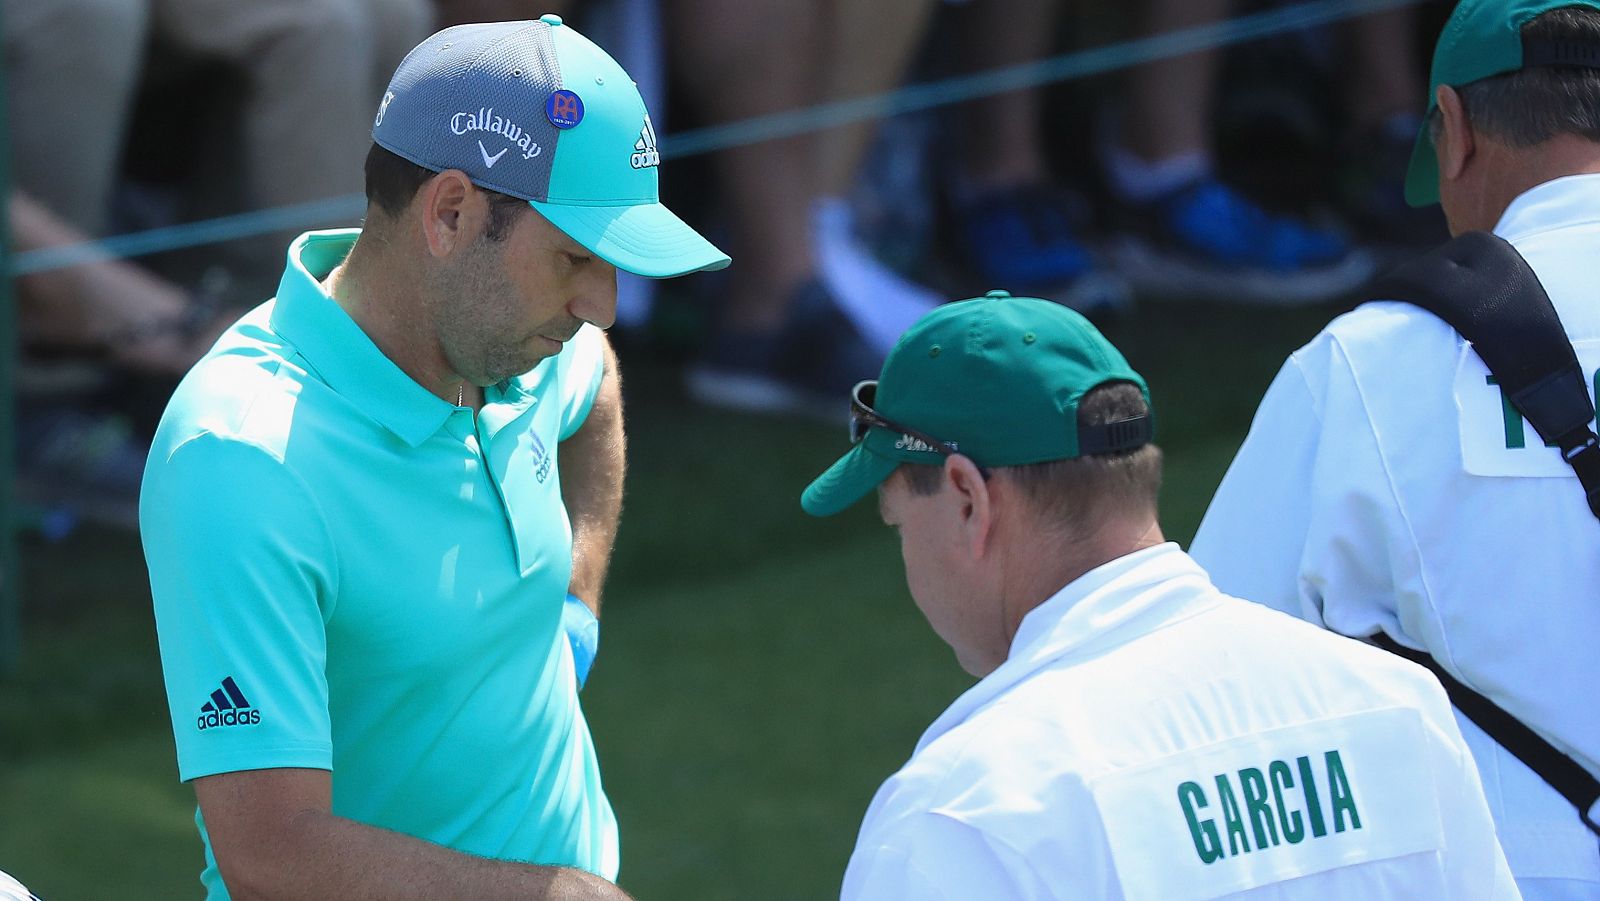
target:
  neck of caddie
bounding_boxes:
[986,505,1166,671]
[1447,132,1600,234]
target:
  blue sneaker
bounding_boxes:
[686,279,882,421]
[954,186,1132,317]
[1111,177,1375,305]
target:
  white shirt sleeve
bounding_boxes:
[1191,332,1415,642]
[0,869,39,901]
[1416,680,1524,899]
[1190,356,1327,624]
[841,813,1053,901]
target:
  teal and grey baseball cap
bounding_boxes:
[801,290,1152,517]
[372,16,730,277]
[1406,0,1600,206]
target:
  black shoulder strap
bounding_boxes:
[1365,232,1600,836]
[1370,230,1600,518]
[1369,633,1600,836]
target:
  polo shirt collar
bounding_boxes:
[268,229,460,447]
[1495,172,1600,243]
[914,543,1218,754]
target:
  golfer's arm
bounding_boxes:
[195,769,628,901]
[560,337,625,617]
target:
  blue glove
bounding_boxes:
[562,593,600,689]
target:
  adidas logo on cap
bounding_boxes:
[197,676,261,731]
[631,115,659,170]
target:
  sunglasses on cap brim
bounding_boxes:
[849,380,992,478]
[849,379,1153,464]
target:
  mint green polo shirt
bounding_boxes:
[140,229,617,898]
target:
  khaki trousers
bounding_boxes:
[4,0,432,236]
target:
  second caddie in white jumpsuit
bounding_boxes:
[1193,3,1600,898]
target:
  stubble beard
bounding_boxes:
[431,237,544,387]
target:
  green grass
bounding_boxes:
[0,298,1336,899]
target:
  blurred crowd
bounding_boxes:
[5,0,1450,532]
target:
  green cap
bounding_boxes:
[801,291,1151,517]
[1406,0,1600,206]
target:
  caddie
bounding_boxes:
[139,17,727,900]
[1191,3,1600,897]
[802,291,1518,899]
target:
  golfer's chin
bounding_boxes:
[475,339,563,385]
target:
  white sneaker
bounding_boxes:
[812,197,942,356]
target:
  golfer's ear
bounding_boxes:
[418,169,475,258]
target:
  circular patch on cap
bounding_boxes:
[546,90,584,129]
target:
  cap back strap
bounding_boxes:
[1522,37,1600,69]
[1079,414,1153,456]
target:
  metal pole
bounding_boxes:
[0,0,21,672]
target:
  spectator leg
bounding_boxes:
[1119,0,1231,163]
[669,0,821,331]
[3,0,150,235]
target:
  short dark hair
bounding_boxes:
[363,143,529,242]
[899,381,1162,536]
[1430,7,1600,147]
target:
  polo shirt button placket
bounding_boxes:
[471,405,523,548]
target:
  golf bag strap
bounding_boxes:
[1363,231,1600,835]
[1368,632,1600,837]
[1369,230,1600,518]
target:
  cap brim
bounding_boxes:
[530,199,730,278]
[1404,125,1440,208]
[801,444,900,517]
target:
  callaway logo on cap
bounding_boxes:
[372,15,729,278]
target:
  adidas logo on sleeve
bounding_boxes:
[197,676,261,731]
